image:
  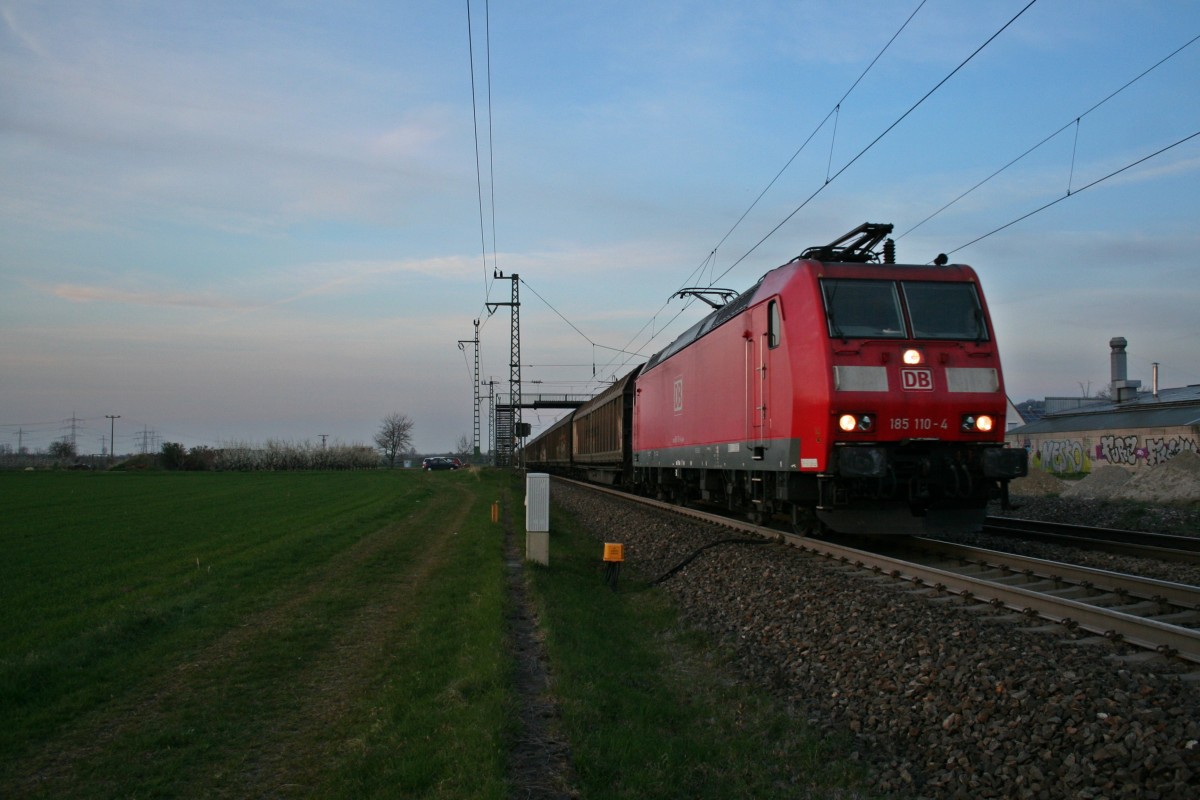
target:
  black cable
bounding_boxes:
[649,536,778,586]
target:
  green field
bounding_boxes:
[2,469,866,799]
[2,469,512,798]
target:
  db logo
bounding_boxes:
[673,378,684,412]
[900,368,934,391]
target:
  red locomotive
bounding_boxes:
[525,223,1027,534]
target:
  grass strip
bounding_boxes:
[527,493,871,799]
[320,469,514,799]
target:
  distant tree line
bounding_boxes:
[0,441,108,471]
[3,411,438,472]
[159,440,382,471]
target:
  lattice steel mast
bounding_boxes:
[486,272,521,466]
[457,319,481,460]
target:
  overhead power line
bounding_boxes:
[518,276,654,378]
[696,0,929,284]
[899,30,1200,240]
[592,0,1034,385]
[709,0,1039,289]
[945,128,1200,255]
[466,0,497,305]
[583,2,929,383]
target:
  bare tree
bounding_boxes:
[454,434,472,462]
[374,413,415,468]
[48,439,76,459]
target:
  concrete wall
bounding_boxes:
[1006,425,1199,475]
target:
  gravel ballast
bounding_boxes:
[551,483,1200,799]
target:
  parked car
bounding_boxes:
[422,457,458,471]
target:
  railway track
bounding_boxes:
[984,515,1200,564]
[561,478,1200,665]
[869,536,1200,664]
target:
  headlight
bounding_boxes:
[902,349,923,365]
[838,413,875,433]
[961,414,995,433]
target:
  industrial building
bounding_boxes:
[1006,337,1200,474]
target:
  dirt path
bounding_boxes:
[501,496,578,800]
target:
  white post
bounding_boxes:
[525,472,550,565]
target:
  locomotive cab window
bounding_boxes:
[767,299,781,348]
[820,279,905,339]
[902,282,988,341]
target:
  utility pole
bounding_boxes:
[457,319,481,461]
[486,272,521,467]
[106,415,120,464]
[484,379,498,466]
[319,434,328,448]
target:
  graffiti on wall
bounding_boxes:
[1143,435,1198,468]
[1035,439,1089,474]
[1098,435,1139,466]
[1029,433,1198,474]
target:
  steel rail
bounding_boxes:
[984,516,1200,564]
[793,536,1200,664]
[556,478,1200,664]
[908,539,1200,608]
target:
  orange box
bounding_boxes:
[603,543,624,563]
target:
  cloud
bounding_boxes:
[49,283,251,309]
[1,6,47,58]
[274,255,481,305]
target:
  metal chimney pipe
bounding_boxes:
[1108,336,1141,402]
[1109,336,1128,385]
[1152,362,1159,398]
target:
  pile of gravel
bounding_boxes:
[552,483,1200,799]
[1003,451,1200,537]
[1003,450,1200,537]
[1113,452,1200,507]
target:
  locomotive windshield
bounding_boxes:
[903,281,988,341]
[821,279,906,338]
[821,278,988,341]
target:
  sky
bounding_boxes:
[2,0,1198,456]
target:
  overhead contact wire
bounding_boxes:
[900,30,1200,238]
[466,0,490,302]
[701,0,928,272]
[596,0,928,383]
[485,0,499,280]
[519,278,648,360]
[1067,118,1080,196]
[946,128,1200,255]
[711,0,1039,287]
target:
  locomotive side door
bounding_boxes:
[745,300,777,458]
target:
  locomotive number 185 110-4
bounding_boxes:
[889,417,949,431]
